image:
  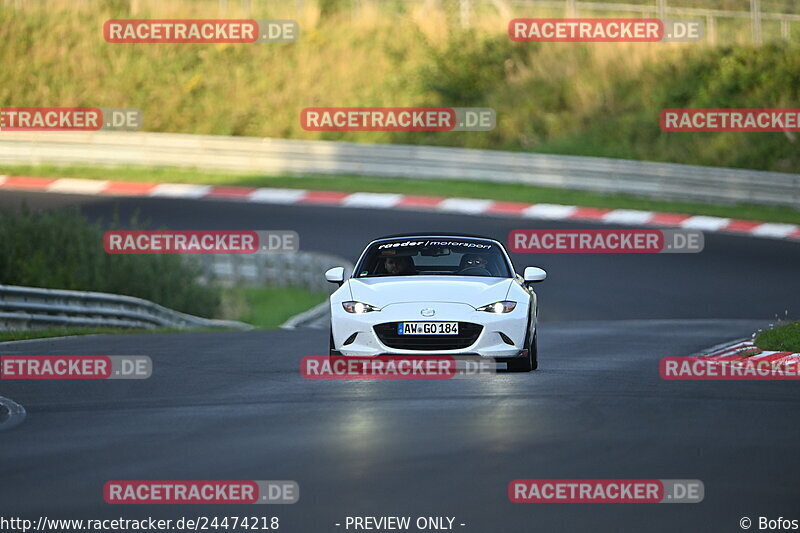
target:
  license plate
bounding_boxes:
[398,322,458,335]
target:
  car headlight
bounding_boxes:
[476,301,517,313]
[342,301,380,314]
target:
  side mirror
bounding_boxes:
[325,266,346,285]
[523,266,547,283]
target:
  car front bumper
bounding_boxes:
[331,301,530,357]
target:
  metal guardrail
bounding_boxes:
[0,284,252,331]
[196,252,352,293]
[505,0,798,43]
[0,252,352,331]
[0,131,798,208]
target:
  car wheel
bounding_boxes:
[529,330,538,370]
[508,329,537,372]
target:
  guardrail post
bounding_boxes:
[215,256,235,287]
[781,18,790,40]
[565,0,576,17]
[241,255,258,283]
[302,254,313,290]
[707,15,716,44]
[751,0,762,44]
[459,0,470,28]
[266,254,279,286]
[656,0,666,20]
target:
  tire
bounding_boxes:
[529,330,538,370]
[508,329,538,372]
[329,329,336,356]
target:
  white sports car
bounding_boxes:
[325,234,546,371]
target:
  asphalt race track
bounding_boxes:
[1,190,799,532]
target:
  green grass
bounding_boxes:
[3,164,799,225]
[754,321,800,352]
[222,286,328,329]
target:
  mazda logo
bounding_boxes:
[420,308,436,317]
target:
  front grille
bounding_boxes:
[373,322,483,351]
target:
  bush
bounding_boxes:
[755,321,800,353]
[0,207,220,317]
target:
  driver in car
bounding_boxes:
[384,255,415,275]
[459,254,489,273]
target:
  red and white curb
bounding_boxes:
[701,339,800,367]
[1,175,799,241]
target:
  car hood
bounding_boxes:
[347,276,514,309]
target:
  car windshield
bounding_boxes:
[355,238,512,278]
